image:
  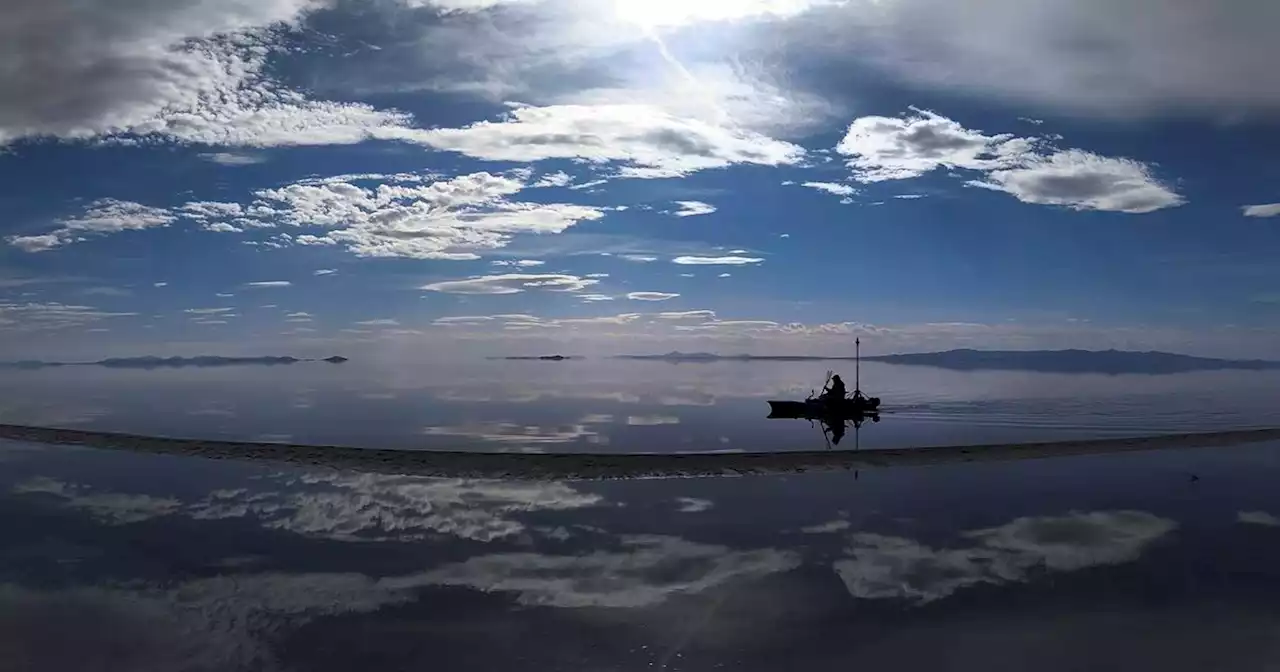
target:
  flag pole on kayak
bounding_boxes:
[855,337,860,395]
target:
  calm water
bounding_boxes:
[1,359,1279,451]
[5,362,1280,670]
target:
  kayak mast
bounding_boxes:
[855,337,860,394]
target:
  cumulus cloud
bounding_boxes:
[491,259,546,267]
[836,108,1182,213]
[1243,203,1280,218]
[421,273,598,295]
[672,255,763,265]
[973,150,1185,214]
[670,201,717,217]
[380,104,805,178]
[9,199,176,252]
[199,152,265,166]
[627,292,680,301]
[253,171,606,260]
[0,0,417,148]
[832,510,1175,604]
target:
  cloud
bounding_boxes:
[9,199,176,251]
[491,259,546,268]
[180,202,244,220]
[1238,511,1280,527]
[578,294,615,302]
[391,535,801,608]
[255,171,606,260]
[421,273,598,295]
[836,108,1025,182]
[718,272,731,278]
[243,281,292,288]
[284,312,312,318]
[531,171,573,188]
[381,104,805,178]
[79,287,133,298]
[0,302,136,332]
[801,520,851,534]
[672,255,763,265]
[355,319,401,326]
[674,497,712,512]
[0,0,417,148]
[199,152,265,166]
[1243,203,1280,218]
[670,201,717,217]
[203,222,242,233]
[811,0,1280,118]
[837,108,1182,213]
[832,510,1175,604]
[153,282,168,288]
[655,310,717,320]
[800,181,857,196]
[215,293,235,298]
[184,308,235,315]
[973,150,1185,214]
[313,269,338,276]
[626,292,680,301]
[618,254,659,263]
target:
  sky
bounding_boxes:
[2,0,1280,359]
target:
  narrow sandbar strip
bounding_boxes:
[1,424,1278,480]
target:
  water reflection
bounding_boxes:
[7,436,1280,670]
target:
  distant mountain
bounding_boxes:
[1,355,349,369]
[487,355,582,361]
[611,349,1280,374]
[614,351,856,362]
[863,349,1280,374]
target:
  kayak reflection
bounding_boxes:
[766,400,881,449]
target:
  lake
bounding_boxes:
[2,359,1279,451]
[4,361,1280,670]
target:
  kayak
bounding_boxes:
[767,396,880,418]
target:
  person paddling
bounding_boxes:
[822,374,847,403]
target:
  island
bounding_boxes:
[613,349,1280,374]
[1,355,351,369]
[486,355,581,361]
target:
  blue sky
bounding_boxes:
[2,0,1280,359]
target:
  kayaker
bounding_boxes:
[823,374,847,402]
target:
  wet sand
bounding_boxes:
[2,423,1279,480]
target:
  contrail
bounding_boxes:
[639,24,731,126]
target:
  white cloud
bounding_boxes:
[627,292,680,301]
[421,273,599,295]
[1238,511,1280,527]
[974,150,1185,214]
[718,272,731,278]
[380,104,805,178]
[203,222,243,233]
[10,199,176,251]
[491,259,546,268]
[153,282,168,288]
[837,108,1182,213]
[655,310,717,320]
[832,510,1175,604]
[313,269,338,276]
[180,202,244,220]
[799,181,857,196]
[671,201,717,217]
[284,312,312,318]
[215,293,234,298]
[0,1,418,149]
[578,294,615,302]
[255,171,606,260]
[0,302,136,332]
[355,319,401,326]
[243,281,292,288]
[672,255,763,265]
[1243,203,1280,218]
[184,308,235,315]
[837,108,1025,182]
[584,273,610,278]
[801,520,851,534]
[392,535,800,608]
[619,254,658,263]
[532,171,573,188]
[199,152,265,166]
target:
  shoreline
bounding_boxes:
[2,423,1279,480]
